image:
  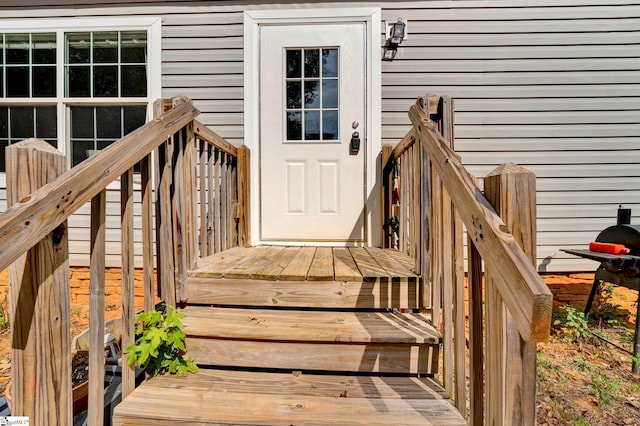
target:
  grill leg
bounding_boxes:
[633,293,640,375]
[584,274,601,318]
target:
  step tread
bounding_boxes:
[113,369,465,426]
[186,277,419,310]
[181,306,440,344]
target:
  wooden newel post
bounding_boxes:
[7,139,71,424]
[484,163,538,426]
[237,146,250,247]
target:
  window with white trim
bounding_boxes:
[0,18,161,172]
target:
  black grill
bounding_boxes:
[562,207,640,374]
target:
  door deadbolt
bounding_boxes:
[350,131,361,155]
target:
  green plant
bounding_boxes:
[123,305,198,377]
[589,374,618,407]
[569,354,591,372]
[554,305,592,340]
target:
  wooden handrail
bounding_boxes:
[409,104,552,342]
[0,101,199,273]
[194,120,238,157]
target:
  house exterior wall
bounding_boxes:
[0,0,638,272]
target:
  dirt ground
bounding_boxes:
[0,277,638,425]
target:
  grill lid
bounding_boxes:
[596,224,640,256]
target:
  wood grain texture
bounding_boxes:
[120,170,136,399]
[333,248,362,282]
[187,277,391,309]
[194,119,237,157]
[409,103,552,342]
[278,246,316,281]
[484,163,538,426]
[7,139,71,424]
[468,239,484,426]
[113,370,465,425]
[307,247,334,281]
[140,155,155,313]
[89,191,106,426]
[236,146,250,247]
[186,338,433,375]
[181,306,439,344]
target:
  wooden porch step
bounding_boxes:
[112,368,466,425]
[182,306,440,375]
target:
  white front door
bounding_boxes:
[259,23,366,243]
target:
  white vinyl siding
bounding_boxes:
[0,0,638,272]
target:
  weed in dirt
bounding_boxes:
[569,354,591,372]
[589,374,618,407]
[554,305,592,340]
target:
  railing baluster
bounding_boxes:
[120,169,136,398]
[89,190,106,426]
[468,238,484,426]
[214,149,222,253]
[184,121,198,269]
[207,145,215,254]
[141,154,155,313]
[220,152,228,251]
[199,138,208,257]
[156,138,176,307]
[172,127,188,303]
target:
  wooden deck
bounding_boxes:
[113,246,466,425]
[191,246,419,282]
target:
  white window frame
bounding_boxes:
[0,17,162,173]
[244,8,382,247]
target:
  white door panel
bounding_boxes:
[260,23,366,243]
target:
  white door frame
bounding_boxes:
[244,7,382,247]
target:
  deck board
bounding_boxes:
[113,369,465,425]
[333,248,362,281]
[307,247,334,281]
[278,246,316,280]
[181,306,439,343]
[192,246,416,283]
[250,246,299,280]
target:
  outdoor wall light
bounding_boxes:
[383,18,406,61]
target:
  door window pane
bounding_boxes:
[304,111,320,140]
[286,50,301,78]
[322,111,338,140]
[287,112,302,140]
[284,47,339,142]
[322,49,338,77]
[304,49,319,78]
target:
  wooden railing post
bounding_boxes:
[237,146,250,247]
[6,139,71,424]
[484,163,538,426]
